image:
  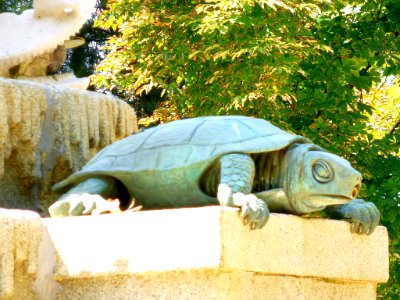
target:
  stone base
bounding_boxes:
[0,207,389,299]
[57,272,378,300]
[54,271,376,300]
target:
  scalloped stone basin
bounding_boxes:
[0,78,137,213]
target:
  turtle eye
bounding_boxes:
[312,159,334,183]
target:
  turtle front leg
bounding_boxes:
[217,153,270,229]
[326,198,380,235]
[49,177,117,217]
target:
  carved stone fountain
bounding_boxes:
[0,0,137,213]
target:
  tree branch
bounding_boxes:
[389,119,400,134]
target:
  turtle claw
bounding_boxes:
[339,199,380,235]
[235,194,270,230]
[49,193,111,217]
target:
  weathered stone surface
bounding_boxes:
[0,207,389,299]
[221,211,389,282]
[42,207,389,282]
[17,73,90,90]
[0,78,137,213]
[0,209,41,299]
[54,271,379,300]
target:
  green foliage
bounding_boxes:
[93,0,329,120]
[0,0,32,13]
[60,1,112,79]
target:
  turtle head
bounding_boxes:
[284,144,361,214]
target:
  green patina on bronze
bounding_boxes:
[49,116,380,234]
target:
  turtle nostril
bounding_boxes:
[352,185,360,198]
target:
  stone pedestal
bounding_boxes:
[0,207,389,299]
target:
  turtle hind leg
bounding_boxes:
[49,176,118,217]
[60,177,118,200]
[217,153,270,229]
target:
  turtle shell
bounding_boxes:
[53,116,310,191]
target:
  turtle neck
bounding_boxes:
[251,150,288,193]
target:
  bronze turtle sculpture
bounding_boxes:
[49,116,380,234]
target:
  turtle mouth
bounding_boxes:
[297,194,354,213]
[308,194,353,206]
